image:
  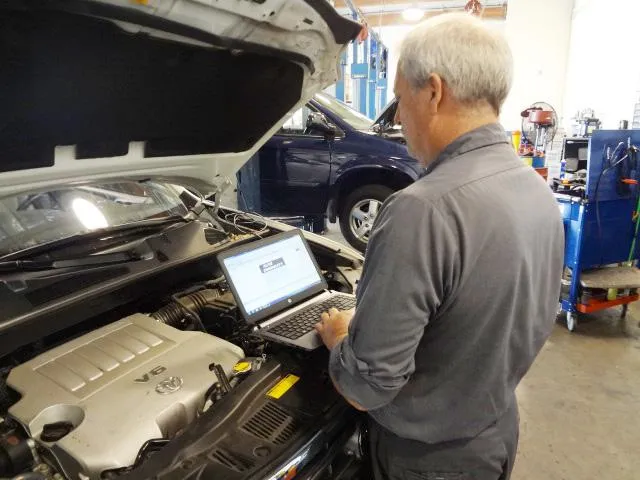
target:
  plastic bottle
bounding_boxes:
[559,158,566,180]
[511,130,521,153]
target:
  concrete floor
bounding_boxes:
[514,307,640,479]
[228,192,640,478]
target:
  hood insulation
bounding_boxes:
[0,8,303,172]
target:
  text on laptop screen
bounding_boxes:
[221,234,323,316]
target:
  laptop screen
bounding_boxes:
[219,231,326,322]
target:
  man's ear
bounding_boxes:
[425,73,444,114]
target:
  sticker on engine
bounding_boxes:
[266,374,299,399]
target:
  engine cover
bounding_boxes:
[7,314,244,480]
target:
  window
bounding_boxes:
[278,104,317,136]
[314,92,372,131]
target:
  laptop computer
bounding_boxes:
[217,229,356,350]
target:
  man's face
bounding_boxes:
[394,71,433,166]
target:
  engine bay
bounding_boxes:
[0,223,363,480]
[7,313,245,479]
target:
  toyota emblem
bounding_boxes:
[155,376,184,395]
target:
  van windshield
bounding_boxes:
[314,92,373,131]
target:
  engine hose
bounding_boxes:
[151,289,220,328]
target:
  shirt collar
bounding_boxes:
[425,123,510,174]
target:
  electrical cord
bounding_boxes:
[213,211,268,239]
[181,186,269,239]
[222,211,269,238]
[628,192,640,262]
[594,142,634,264]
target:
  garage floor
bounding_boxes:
[514,307,640,479]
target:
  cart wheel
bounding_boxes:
[567,312,577,332]
[621,304,629,319]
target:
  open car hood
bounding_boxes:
[0,0,360,197]
[373,98,397,129]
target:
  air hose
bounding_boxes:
[628,193,640,262]
[628,145,640,262]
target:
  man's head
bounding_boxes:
[394,14,513,165]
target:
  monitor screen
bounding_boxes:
[221,233,324,318]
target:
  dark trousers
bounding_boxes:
[368,402,519,480]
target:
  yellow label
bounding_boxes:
[267,374,300,399]
[233,361,251,373]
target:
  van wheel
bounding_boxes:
[339,185,393,252]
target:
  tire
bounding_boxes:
[339,184,393,252]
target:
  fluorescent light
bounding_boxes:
[72,198,108,230]
[402,7,424,22]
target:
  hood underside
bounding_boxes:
[0,0,360,197]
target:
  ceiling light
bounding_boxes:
[402,7,424,22]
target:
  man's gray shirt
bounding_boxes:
[329,123,564,444]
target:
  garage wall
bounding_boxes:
[378,1,575,131]
[501,0,575,131]
[378,20,506,105]
[377,24,412,104]
[563,0,640,130]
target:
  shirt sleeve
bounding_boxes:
[329,191,460,410]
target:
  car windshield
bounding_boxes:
[314,92,373,130]
[0,181,190,257]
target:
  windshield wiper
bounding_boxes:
[0,250,153,273]
[0,216,188,262]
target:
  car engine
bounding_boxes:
[5,313,244,480]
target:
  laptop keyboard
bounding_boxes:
[268,296,356,340]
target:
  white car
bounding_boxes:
[0,2,367,479]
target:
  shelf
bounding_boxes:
[580,266,640,289]
[576,294,639,314]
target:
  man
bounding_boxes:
[315,13,564,480]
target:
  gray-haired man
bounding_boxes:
[316,13,564,480]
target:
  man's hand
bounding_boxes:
[315,308,367,411]
[315,307,354,350]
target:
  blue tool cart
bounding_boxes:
[555,130,640,331]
